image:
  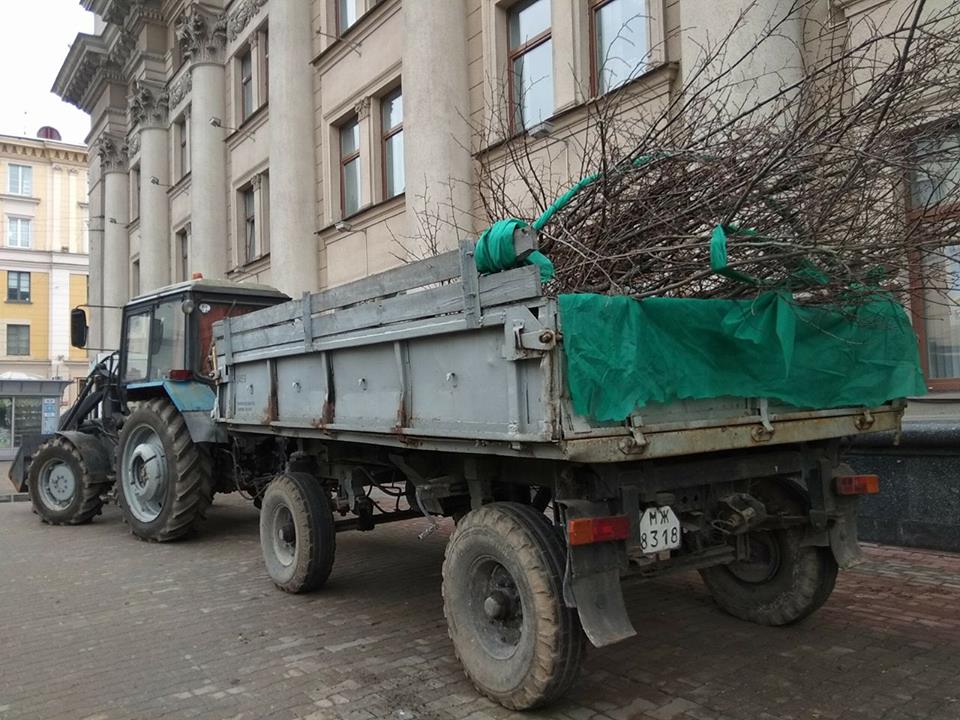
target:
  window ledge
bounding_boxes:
[5,300,32,305]
[0,193,40,204]
[227,102,270,146]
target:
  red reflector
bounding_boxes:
[568,515,630,546]
[168,369,193,381]
[835,474,880,495]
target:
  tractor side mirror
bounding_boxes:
[70,308,88,349]
[149,317,164,356]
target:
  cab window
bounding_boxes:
[122,299,188,382]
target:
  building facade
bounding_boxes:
[52,0,956,387]
[0,134,89,436]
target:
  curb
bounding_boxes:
[0,494,29,503]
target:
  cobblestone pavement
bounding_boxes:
[1,497,959,720]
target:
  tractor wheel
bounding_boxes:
[442,502,584,710]
[116,398,213,542]
[28,436,111,525]
[260,472,336,593]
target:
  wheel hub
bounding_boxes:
[38,459,77,510]
[271,504,297,567]
[728,532,781,584]
[483,590,511,620]
[121,425,169,523]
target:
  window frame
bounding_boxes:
[175,116,189,180]
[239,47,255,122]
[336,0,360,35]
[241,185,258,263]
[7,164,32,196]
[381,88,404,200]
[7,271,30,303]
[506,0,553,135]
[339,117,362,217]
[6,324,29,357]
[7,217,32,249]
[589,0,650,97]
[906,127,960,391]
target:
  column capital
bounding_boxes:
[175,3,228,65]
[129,79,169,129]
[95,134,129,174]
[354,97,371,121]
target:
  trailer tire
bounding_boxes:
[117,398,213,542]
[260,472,336,593]
[700,481,838,626]
[28,437,110,525]
[442,502,583,710]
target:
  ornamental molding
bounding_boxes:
[175,3,228,65]
[95,134,128,173]
[128,78,169,128]
[168,71,193,108]
[354,97,371,120]
[228,0,268,42]
[126,131,141,157]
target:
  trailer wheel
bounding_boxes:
[260,472,336,593]
[700,481,838,626]
[28,437,110,525]
[442,503,583,710]
[117,398,213,542]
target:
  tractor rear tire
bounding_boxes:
[116,397,213,542]
[28,436,111,525]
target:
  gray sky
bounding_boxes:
[0,1,95,146]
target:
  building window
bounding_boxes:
[340,118,361,216]
[337,0,359,34]
[132,260,140,297]
[242,185,257,261]
[7,217,31,248]
[7,164,32,196]
[239,49,254,121]
[910,130,960,387]
[382,89,404,199]
[592,0,649,94]
[7,272,30,303]
[175,117,189,180]
[508,0,553,131]
[177,228,190,280]
[6,325,29,356]
[261,28,270,103]
[131,166,141,220]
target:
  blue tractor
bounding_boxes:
[9,278,288,541]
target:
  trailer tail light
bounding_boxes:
[168,369,193,381]
[568,515,630,546]
[835,474,880,495]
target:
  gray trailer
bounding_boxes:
[210,241,902,709]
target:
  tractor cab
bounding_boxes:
[71,278,289,389]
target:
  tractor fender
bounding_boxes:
[125,380,226,443]
[56,430,115,483]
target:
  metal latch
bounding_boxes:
[619,414,648,454]
[751,398,775,443]
[854,409,875,431]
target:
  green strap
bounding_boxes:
[710,225,762,285]
[475,218,555,282]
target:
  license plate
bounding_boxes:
[639,506,681,554]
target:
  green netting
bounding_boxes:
[559,291,926,423]
[475,219,555,282]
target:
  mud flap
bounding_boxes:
[828,495,864,569]
[561,501,637,647]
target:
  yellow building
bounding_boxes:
[0,131,89,450]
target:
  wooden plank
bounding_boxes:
[228,295,303,334]
[226,265,542,355]
[310,249,462,313]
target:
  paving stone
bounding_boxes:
[1,499,959,720]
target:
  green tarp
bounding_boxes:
[559,291,926,423]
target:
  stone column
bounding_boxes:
[403,0,475,250]
[268,0,319,295]
[95,135,130,351]
[177,5,228,279]
[129,80,171,292]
